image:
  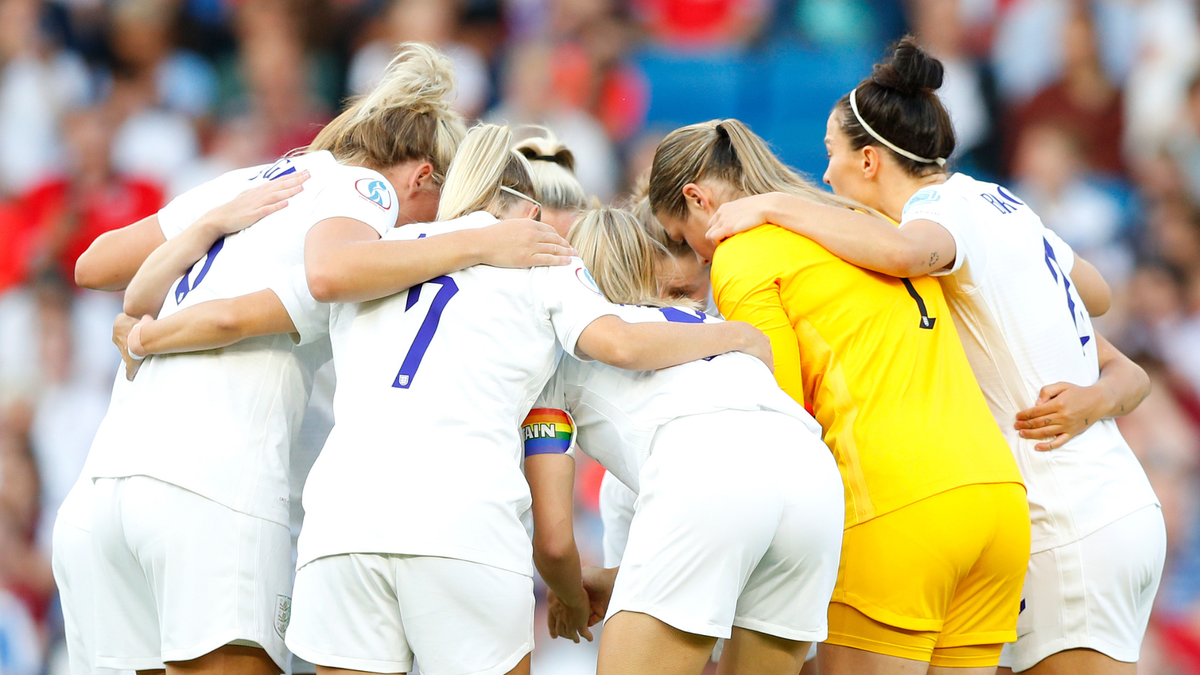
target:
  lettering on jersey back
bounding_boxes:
[981,187,1024,215]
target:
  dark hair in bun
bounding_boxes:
[833,35,955,176]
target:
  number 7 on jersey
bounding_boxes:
[392,276,459,389]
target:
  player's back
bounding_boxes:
[712,224,1021,526]
[904,173,1158,549]
[537,304,822,491]
[91,151,393,526]
[299,211,615,576]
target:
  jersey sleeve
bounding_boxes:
[157,166,262,240]
[1043,228,1076,275]
[522,373,576,460]
[599,470,637,567]
[309,169,399,237]
[266,264,330,346]
[710,232,806,407]
[900,186,984,281]
[536,260,622,360]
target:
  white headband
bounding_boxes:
[849,88,946,167]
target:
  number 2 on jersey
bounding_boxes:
[392,276,459,389]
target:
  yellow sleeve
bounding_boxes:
[711,232,805,407]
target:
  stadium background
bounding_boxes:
[0,0,1199,672]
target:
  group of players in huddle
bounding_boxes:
[52,35,1162,675]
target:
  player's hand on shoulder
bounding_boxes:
[201,171,310,235]
[730,322,774,373]
[706,192,781,243]
[478,218,577,269]
[1015,381,1109,451]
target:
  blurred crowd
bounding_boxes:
[0,0,1199,673]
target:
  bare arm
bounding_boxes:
[1015,334,1150,450]
[305,217,576,304]
[124,174,308,318]
[574,316,773,372]
[525,453,593,643]
[1070,253,1112,317]
[75,215,166,291]
[706,192,957,278]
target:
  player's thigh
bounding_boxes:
[287,553,411,673]
[90,477,165,672]
[167,644,280,675]
[598,610,716,675]
[394,556,534,675]
[1020,648,1137,675]
[1004,505,1164,673]
[138,480,291,671]
[715,627,809,675]
[933,483,1030,670]
[818,642,931,675]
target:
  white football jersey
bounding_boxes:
[530,304,822,492]
[296,211,622,575]
[89,151,393,526]
[902,172,1159,552]
[56,368,129,530]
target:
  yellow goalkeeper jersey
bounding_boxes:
[711,224,1022,528]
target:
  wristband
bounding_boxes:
[127,322,147,361]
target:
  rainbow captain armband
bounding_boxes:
[522,408,576,457]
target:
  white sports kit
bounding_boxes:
[532,309,844,642]
[85,151,394,671]
[287,211,623,675]
[903,173,1164,671]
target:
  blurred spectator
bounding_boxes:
[910,0,1001,176]
[1167,71,1200,205]
[1122,0,1200,165]
[108,0,218,120]
[347,0,490,119]
[107,70,200,181]
[990,0,1136,104]
[1012,122,1132,283]
[0,0,90,197]
[630,0,774,49]
[1006,5,1124,177]
[13,108,163,285]
[168,115,270,197]
[490,41,618,201]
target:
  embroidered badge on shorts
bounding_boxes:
[522,409,575,456]
[275,594,291,638]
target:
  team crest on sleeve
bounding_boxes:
[904,187,940,212]
[355,178,393,211]
[576,267,603,296]
[522,409,576,456]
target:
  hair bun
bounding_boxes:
[871,35,943,96]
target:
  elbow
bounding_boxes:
[595,331,638,369]
[880,244,927,278]
[305,268,342,304]
[74,250,109,291]
[534,535,577,568]
[1089,287,1113,317]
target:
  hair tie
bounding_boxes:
[528,154,562,165]
[849,88,946,167]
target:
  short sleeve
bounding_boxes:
[599,471,637,567]
[522,374,576,459]
[900,186,983,280]
[535,260,622,359]
[309,169,399,237]
[1043,228,1076,275]
[267,265,329,346]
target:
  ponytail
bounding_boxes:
[437,123,537,221]
[515,130,588,213]
[648,119,868,222]
[308,42,466,183]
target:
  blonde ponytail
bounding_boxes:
[308,42,466,182]
[437,123,537,221]
[515,130,588,212]
[648,119,870,222]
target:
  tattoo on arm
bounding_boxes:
[928,252,940,268]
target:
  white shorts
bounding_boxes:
[287,553,534,675]
[90,476,292,671]
[607,410,844,642]
[999,504,1166,672]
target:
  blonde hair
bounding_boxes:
[437,123,537,221]
[628,172,691,258]
[308,42,466,183]
[569,208,700,310]
[515,131,588,212]
[648,119,868,221]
